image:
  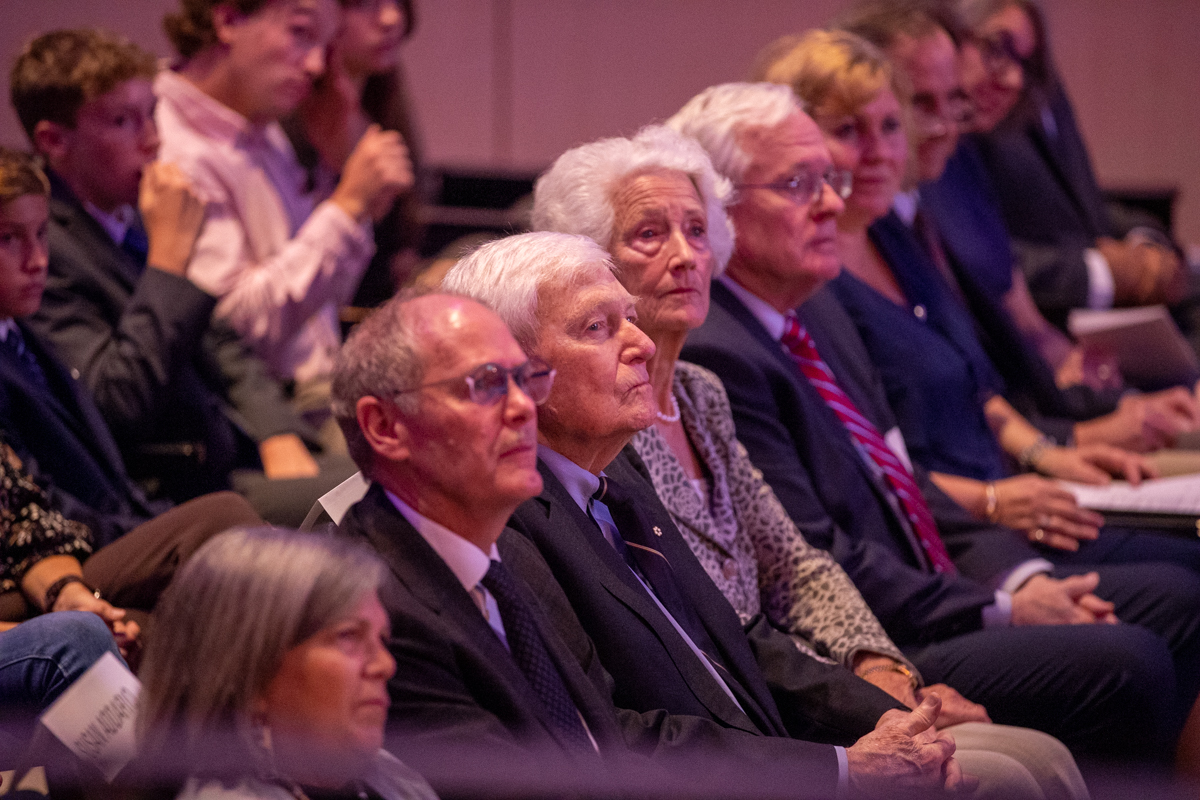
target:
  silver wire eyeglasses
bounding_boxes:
[735,167,854,205]
[397,358,557,406]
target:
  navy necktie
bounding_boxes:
[121,225,149,270]
[592,475,725,664]
[2,326,47,388]
[480,560,593,751]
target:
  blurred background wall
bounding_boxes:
[2,0,1198,246]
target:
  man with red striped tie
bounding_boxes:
[674,81,1200,763]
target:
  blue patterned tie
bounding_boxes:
[480,560,593,751]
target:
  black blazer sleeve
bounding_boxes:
[33,249,216,437]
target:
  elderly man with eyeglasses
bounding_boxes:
[330,287,956,797]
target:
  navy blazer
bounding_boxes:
[509,448,900,752]
[969,85,1112,324]
[683,282,1040,647]
[922,142,1121,438]
[339,483,846,794]
[0,321,163,546]
[29,173,310,502]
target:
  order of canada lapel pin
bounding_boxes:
[653,526,663,537]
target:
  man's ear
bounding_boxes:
[32,120,71,168]
[357,396,411,463]
[211,3,245,46]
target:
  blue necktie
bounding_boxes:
[121,225,149,270]
[2,327,47,388]
[480,560,593,751]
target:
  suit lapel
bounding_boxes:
[709,283,929,568]
[48,176,143,291]
[345,485,597,752]
[531,459,767,735]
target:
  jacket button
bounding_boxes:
[722,559,739,580]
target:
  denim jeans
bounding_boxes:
[0,612,121,746]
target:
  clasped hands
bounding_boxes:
[846,695,976,796]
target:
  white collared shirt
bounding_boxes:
[385,490,508,649]
[83,202,138,248]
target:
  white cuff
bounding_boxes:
[1083,247,1115,309]
[981,590,1013,628]
[836,745,849,797]
[999,559,1056,595]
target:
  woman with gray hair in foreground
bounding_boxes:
[136,528,436,800]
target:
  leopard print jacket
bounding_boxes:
[631,361,915,676]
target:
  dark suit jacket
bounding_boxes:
[509,450,901,748]
[29,173,309,502]
[683,282,1043,648]
[969,86,1112,325]
[0,320,165,546]
[338,483,843,794]
[872,202,1117,446]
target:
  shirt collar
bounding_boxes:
[84,202,138,246]
[0,318,17,342]
[718,275,788,341]
[155,69,259,149]
[892,189,920,226]
[384,489,499,594]
[537,445,601,515]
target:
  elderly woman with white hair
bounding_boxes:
[530,123,931,702]
[528,123,1089,800]
[136,528,436,800]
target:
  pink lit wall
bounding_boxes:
[2,0,1198,245]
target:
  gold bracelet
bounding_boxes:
[985,482,999,522]
[859,662,919,690]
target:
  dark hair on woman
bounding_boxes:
[338,0,417,40]
[163,0,271,59]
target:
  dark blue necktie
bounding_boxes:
[592,476,726,665]
[2,326,47,388]
[121,224,149,270]
[480,560,593,751]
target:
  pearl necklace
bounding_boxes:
[656,395,681,423]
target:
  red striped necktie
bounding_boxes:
[780,313,957,574]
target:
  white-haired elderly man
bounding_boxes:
[329,289,952,796]
[528,122,1087,799]
[442,231,985,797]
[671,81,1200,762]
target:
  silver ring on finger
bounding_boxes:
[1032,528,1046,542]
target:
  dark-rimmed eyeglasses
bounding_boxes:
[735,167,854,206]
[397,358,556,406]
[973,31,1033,77]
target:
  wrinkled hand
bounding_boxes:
[259,434,320,480]
[1075,389,1200,452]
[139,162,207,277]
[1034,443,1155,485]
[52,581,141,657]
[847,695,973,796]
[1099,236,1185,307]
[992,474,1101,551]
[331,124,414,223]
[1011,572,1118,626]
[917,685,991,728]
